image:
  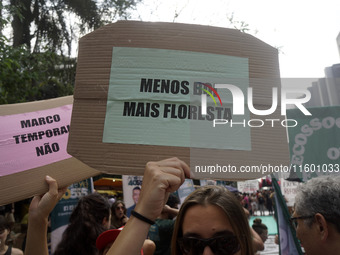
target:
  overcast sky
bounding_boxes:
[129,0,340,79]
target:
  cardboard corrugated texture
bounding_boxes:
[68,21,289,180]
[0,96,99,205]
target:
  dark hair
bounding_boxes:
[54,193,110,255]
[111,200,127,229]
[252,218,268,235]
[132,186,141,191]
[166,193,180,208]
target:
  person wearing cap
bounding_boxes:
[96,227,155,255]
[96,228,125,255]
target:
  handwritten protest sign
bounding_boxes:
[0,96,98,205]
[0,105,72,176]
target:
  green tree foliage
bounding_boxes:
[0,0,140,104]
[0,36,75,104]
[9,0,139,54]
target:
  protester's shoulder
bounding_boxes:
[12,247,24,255]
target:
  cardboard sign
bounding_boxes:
[0,96,99,205]
[68,21,289,180]
[1,104,73,176]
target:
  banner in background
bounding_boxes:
[177,179,195,204]
[287,106,340,181]
[200,180,217,186]
[272,178,303,255]
[50,178,93,253]
[237,179,259,193]
[122,175,143,217]
[280,178,300,207]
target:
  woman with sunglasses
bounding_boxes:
[111,200,129,229]
[171,185,254,255]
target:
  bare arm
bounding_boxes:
[25,176,66,255]
[106,157,191,255]
[163,205,179,217]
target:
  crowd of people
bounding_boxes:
[240,189,275,216]
[0,157,339,255]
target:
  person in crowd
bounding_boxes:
[111,200,128,229]
[257,193,265,216]
[242,193,250,212]
[252,218,268,243]
[250,193,258,216]
[0,215,23,255]
[165,194,180,216]
[96,227,156,255]
[291,175,340,255]
[148,193,180,255]
[4,204,15,230]
[53,192,111,255]
[264,191,273,215]
[24,158,262,255]
[96,228,122,255]
[126,186,141,217]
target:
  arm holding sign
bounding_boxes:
[25,176,66,255]
[106,157,191,255]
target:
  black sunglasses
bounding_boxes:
[290,215,314,229]
[178,234,240,255]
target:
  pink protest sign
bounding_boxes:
[0,104,73,176]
